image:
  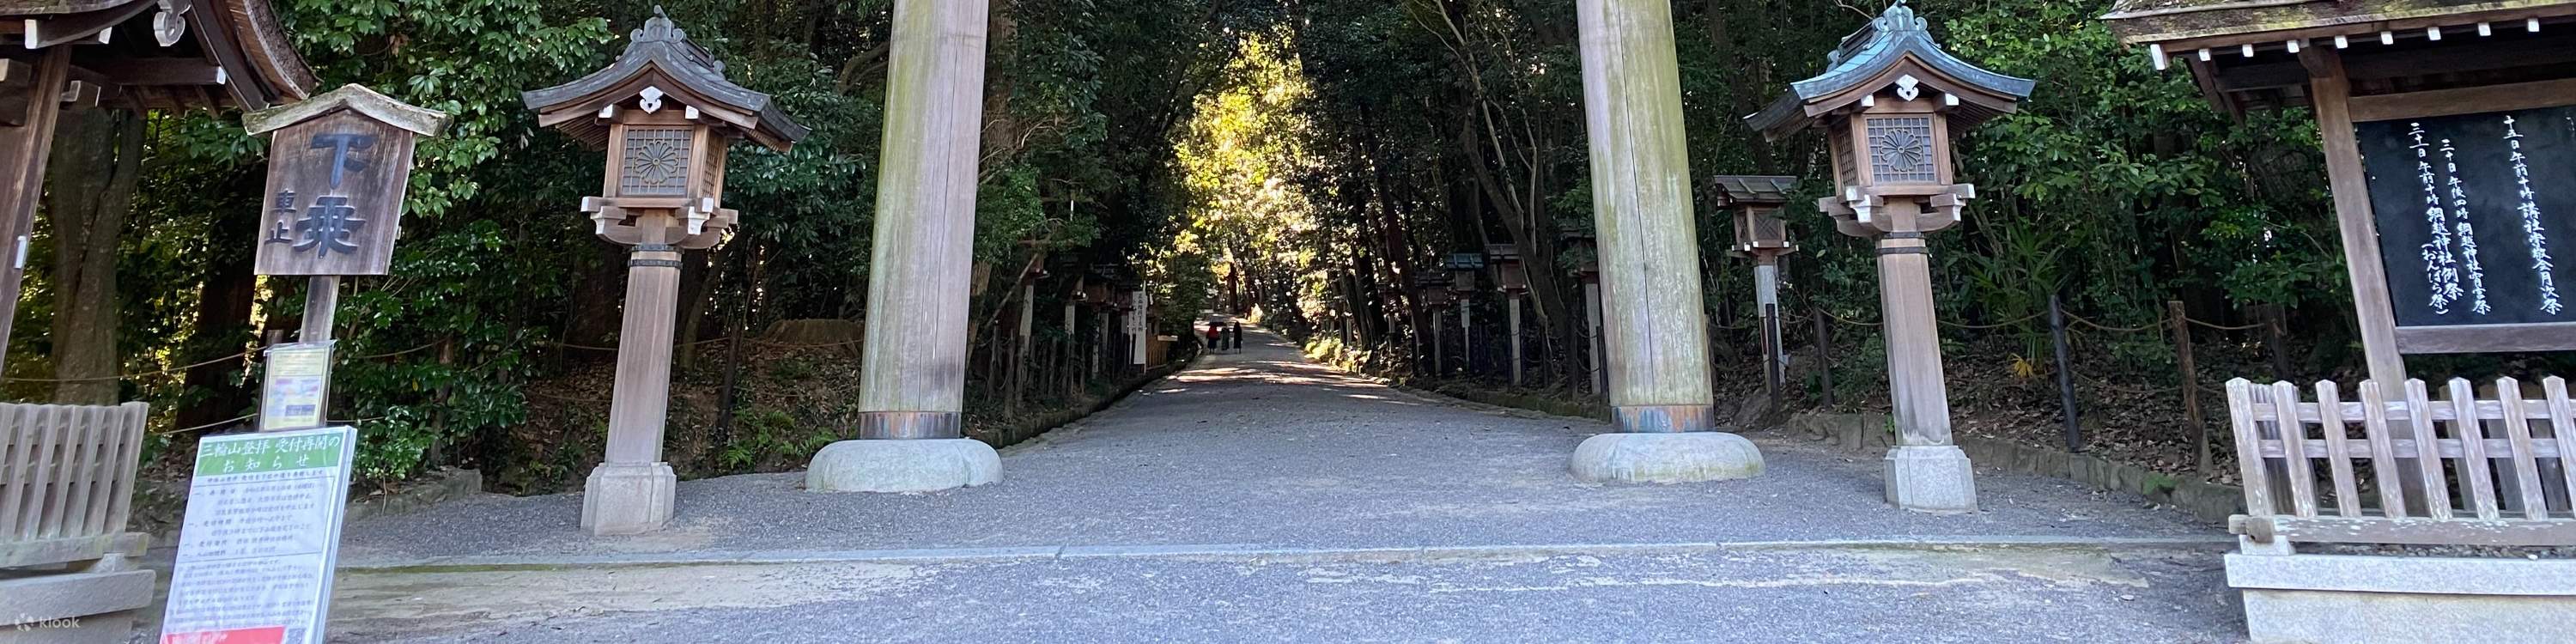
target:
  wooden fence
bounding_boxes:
[0,401,150,568]
[2225,378,2576,548]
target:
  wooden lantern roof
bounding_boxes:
[1747,2,2035,139]
[521,9,808,152]
[0,0,314,110]
[2102,0,2576,114]
[1708,175,1799,209]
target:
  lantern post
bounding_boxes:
[1749,1,2032,513]
[524,11,808,533]
[1715,176,1801,397]
[1445,252,1483,373]
[1489,243,1529,386]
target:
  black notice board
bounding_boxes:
[2358,105,2576,329]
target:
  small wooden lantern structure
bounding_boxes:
[522,9,805,536]
[1713,175,1801,395]
[1749,1,2032,513]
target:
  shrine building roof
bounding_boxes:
[0,0,315,110]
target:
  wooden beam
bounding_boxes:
[2393,322,2576,353]
[2300,47,2408,387]
[0,47,69,375]
[2241,515,2576,547]
[2348,77,2576,122]
[74,58,222,86]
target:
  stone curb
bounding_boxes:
[336,535,2232,573]
[1779,412,2245,522]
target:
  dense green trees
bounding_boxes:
[12,0,2414,484]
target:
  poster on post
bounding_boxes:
[258,342,333,432]
[160,425,360,644]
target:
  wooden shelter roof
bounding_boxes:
[2103,0,2576,51]
[1747,2,2034,139]
[2101,0,2576,113]
[522,9,807,151]
[1708,176,1799,208]
[0,0,315,110]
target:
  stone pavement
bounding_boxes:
[302,326,2244,641]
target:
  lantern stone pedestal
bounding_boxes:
[1564,0,1763,484]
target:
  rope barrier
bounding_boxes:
[155,413,255,435]
[1941,312,2046,330]
[3,340,454,385]
[2186,318,2265,331]
[2066,313,2160,333]
[1821,311,1882,327]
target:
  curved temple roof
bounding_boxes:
[522,9,808,151]
[1746,2,2035,139]
[0,0,316,110]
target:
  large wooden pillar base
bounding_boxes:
[806,437,999,493]
[580,461,675,536]
[1570,431,1765,483]
[1611,404,1716,434]
[1883,445,1977,513]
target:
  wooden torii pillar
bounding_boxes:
[809,0,1003,493]
[1564,0,1765,483]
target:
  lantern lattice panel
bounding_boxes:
[1865,116,1936,183]
[620,126,696,197]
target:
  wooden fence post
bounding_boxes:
[2050,293,2081,453]
[1813,307,1834,409]
[2170,300,2208,475]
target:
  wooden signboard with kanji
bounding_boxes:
[252,110,416,276]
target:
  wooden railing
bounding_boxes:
[2225,378,2576,549]
[0,402,150,568]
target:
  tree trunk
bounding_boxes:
[44,108,142,404]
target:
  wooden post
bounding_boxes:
[1431,313,1446,375]
[1874,205,1976,511]
[2049,293,2081,453]
[2171,301,2208,475]
[1508,293,1524,386]
[1458,300,1472,374]
[852,0,991,441]
[1814,307,1834,408]
[300,276,341,343]
[1584,280,1605,395]
[2300,47,2408,387]
[0,48,72,374]
[1576,0,1716,434]
[605,244,681,465]
[1754,258,1784,396]
[1011,283,1032,416]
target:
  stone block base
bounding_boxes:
[807,438,1001,493]
[580,462,676,536]
[0,568,150,644]
[1884,445,1977,513]
[2229,553,2576,644]
[1568,432,1765,483]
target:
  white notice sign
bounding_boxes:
[161,426,359,644]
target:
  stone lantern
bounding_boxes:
[1747,0,2031,513]
[523,9,807,535]
[1714,175,1800,396]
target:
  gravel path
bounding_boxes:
[340,327,2214,564]
[329,545,2241,643]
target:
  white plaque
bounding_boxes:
[258,342,334,432]
[160,426,359,644]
